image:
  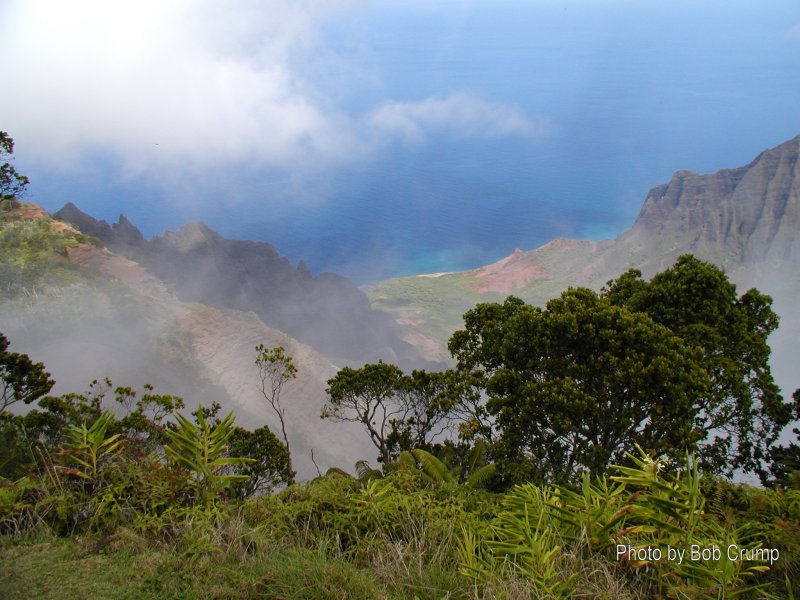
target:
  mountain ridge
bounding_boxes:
[54,203,436,370]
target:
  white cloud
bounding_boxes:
[367,93,539,144]
[0,0,538,177]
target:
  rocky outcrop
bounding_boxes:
[54,202,144,254]
[472,134,800,287]
[621,134,800,271]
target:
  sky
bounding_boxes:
[2,0,800,282]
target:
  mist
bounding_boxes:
[0,254,380,480]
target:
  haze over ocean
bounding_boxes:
[3,1,799,282]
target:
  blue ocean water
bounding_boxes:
[28,1,800,283]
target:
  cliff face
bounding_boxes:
[54,206,434,369]
[622,134,800,270]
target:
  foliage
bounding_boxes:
[113,382,185,451]
[323,361,407,464]
[21,387,104,452]
[323,362,459,465]
[604,255,791,478]
[0,217,99,298]
[393,447,496,492]
[164,410,252,505]
[609,447,772,598]
[254,344,297,481]
[0,331,54,413]
[460,483,577,597]
[459,447,789,598]
[0,131,29,202]
[384,369,457,458]
[1,249,797,597]
[57,410,125,484]
[448,256,793,484]
[764,389,800,490]
[227,425,292,498]
[0,414,36,480]
[450,289,709,485]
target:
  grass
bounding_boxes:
[2,458,797,599]
[0,533,468,600]
[1,537,170,600]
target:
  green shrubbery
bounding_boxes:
[2,398,798,598]
[0,213,100,298]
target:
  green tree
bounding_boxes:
[384,369,456,458]
[323,362,459,465]
[113,382,185,452]
[763,389,800,489]
[603,255,791,477]
[449,289,709,485]
[0,132,29,204]
[322,361,406,465]
[255,344,297,481]
[227,425,292,498]
[0,331,54,413]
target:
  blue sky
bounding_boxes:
[2,0,799,281]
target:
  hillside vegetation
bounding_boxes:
[1,358,798,598]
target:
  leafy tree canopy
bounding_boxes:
[1,331,54,413]
[228,425,292,498]
[450,289,709,485]
[603,255,790,477]
[1,131,29,203]
[323,362,458,465]
[764,389,800,489]
[323,361,407,465]
[449,255,792,484]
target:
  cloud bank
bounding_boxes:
[0,0,539,176]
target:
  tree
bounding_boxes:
[228,425,292,498]
[1,331,54,413]
[254,344,297,482]
[603,255,791,477]
[1,132,29,203]
[114,382,185,451]
[384,369,455,458]
[449,289,710,485]
[763,389,800,489]
[322,361,406,465]
[322,362,460,465]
